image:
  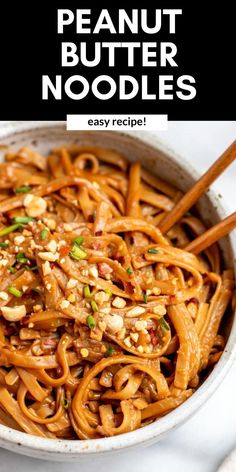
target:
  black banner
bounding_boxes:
[0,1,235,120]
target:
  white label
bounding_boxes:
[67,114,168,131]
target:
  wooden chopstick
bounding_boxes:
[185,211,236,254]
[159,140,236,234]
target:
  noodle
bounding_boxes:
[0,144,234,439]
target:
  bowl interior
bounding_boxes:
[0,125,234,268]
[0,124,235,461]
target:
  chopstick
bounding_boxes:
[185,211,236,254]
[159,140,236,234]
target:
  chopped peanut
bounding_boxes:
[58,240,67,248]
[153,287,161,295]
[137,345,144,353]
[0,259,8,267]
[99,307,111,314]
[63,224,73,232]
[42,261,51,276]
[60,300,70,309]
[38,251,59,262]
[94,291,110,305]
[66,278,78,289]
[14,235,25,245]
[124,336,132,348]
[22,285,29,292]
[22,229,32,236]
[126,306,146,317]
[143,345,152,353]
[1,305,26,322]
[98,321,107,332]
[89,265,98,278]
[33,305,41,312]
[153,305,167,316]
[130,332,139,343]
[104,314,124,334]
[43,218,56,230]
[112,296,126,308]
[46,240,57,253]
[0,291,8,301]
[117,327,126,339]
[135,320,148,331]
[24,194,47,217]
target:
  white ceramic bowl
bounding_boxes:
[0,122,235,461]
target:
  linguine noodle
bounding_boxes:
[0,145,234,439]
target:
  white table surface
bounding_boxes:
[0,121,235,472]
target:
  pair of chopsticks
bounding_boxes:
[158,140,236,254]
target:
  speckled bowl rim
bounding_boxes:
[0,122,235,459]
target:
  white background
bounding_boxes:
[0,121,235,472]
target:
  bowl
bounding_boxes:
[0,122,235,461]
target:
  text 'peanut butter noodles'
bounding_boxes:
[0,144,234,439]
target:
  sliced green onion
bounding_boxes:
[0,223,21,237]
[86,314,96,329]
[8,286,23,298]
[126,267,133,275]
[159,317,170,332]
[8,265,17,274]
[16,252,28,264]
[74,236,84,246]
[0,242,9,248]
[40,228,49,240]
[147,248,159,254]
[70,244,87,260]
[32,287,41,294]
[15,186,32,194]
[90,300,98,312]
[185,211,192,217]
[105,345,114,357]
[143,292,148,304]
[83,285,91,299]
[13,216,34,224]
[105,288,112,298]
